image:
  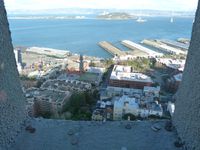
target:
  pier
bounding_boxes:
[98,41,125,56]
[141,39,187,55]
[160,39,189,51]
[121,40,163,57]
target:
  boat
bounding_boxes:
[136,17,147,23]
[170,17,174,23]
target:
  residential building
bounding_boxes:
[25,88,71,116]
[113,95,139,120]
[113,95,163,120]
[143,86,160,97]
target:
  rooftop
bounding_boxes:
[110,65,153,83]
[41,79,92,92]
[156,58,185,70]
[114,95,139,108]
[26,88,71,103]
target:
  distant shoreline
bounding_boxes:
[8,14,195,20]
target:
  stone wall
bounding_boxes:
[173,1,200,150]
[0,1,26,149]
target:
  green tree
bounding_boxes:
[105,59,114,68]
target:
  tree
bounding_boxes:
[105,59,114,68]
[62,91,97,120]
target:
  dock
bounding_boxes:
[141,39,187,55]
[160,39,189,51]
[121,40,163,57]
[98,41,125,56]
[177,38,190,44]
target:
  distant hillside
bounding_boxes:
[97,12,136,20]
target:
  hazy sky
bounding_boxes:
[5,0,198,11]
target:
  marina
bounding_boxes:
[98,41,125,56]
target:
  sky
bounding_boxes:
[4,0,199,11]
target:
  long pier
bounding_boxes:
[98,41,125,56]
[121,40,163,57]
[160,39,189,51]
[141,39,187,55]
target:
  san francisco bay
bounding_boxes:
[9,17,193,58]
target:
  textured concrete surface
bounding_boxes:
[0,1,26,149]
[173,1,200,150]
[10,119,179,150]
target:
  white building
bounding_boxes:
[113,95,163,120]
[156,58,185,71]
[113,55,139,61]
[167,101,175,116]
[113,95,139,120]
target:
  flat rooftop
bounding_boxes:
[10,119,179,150]
[26,88,70,103]
[110,65,153,83]
[41,79,92,92]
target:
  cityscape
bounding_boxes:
[0,0,200,150]
[14,36,187,122]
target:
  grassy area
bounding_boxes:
[79,72,99,82]
[119,58,155,72]
[161,54,186,60]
